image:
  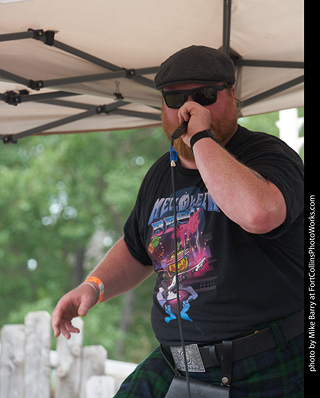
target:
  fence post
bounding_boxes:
[25,311,51,398]
[0,311,135,398]
[86,375,116,398]
[80,345,107,398]
[0,324,26,398]
[54,317,83,398]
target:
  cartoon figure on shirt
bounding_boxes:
[159,244,206,323]
[155,237,209,323]
[148,187,220,324]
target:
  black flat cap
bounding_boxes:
[154,45,235,90]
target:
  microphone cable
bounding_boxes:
[170,122,192,398]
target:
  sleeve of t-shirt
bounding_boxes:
[123,162,157,266]
[124,189,153,266]
[246,141,304,238]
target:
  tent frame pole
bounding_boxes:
[1,102,161,143]
[53,40,156,88]
[0,67,159,90]
[1,90,81,106]
[222,0,232,55]
[242,75,304,109]
[0,25,304,142]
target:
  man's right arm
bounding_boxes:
[52,237,153,339]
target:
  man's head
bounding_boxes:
[154,46,238,161]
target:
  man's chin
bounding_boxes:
[173,138,195,162]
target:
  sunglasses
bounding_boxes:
[162,84,228,109]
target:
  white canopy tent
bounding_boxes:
[0,0,304,143]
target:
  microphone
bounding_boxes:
[171,121,188,140]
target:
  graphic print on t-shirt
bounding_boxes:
[147,186,220,323]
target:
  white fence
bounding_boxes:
[0,311,137,398]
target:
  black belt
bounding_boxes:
[169,310,304,372]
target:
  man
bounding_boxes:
[52,46,304,397]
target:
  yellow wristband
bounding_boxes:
[84,276,104,303]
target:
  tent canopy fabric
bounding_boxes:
[0,0,304,142]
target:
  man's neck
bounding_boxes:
[179,157,198,169]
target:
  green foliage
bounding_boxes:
[239,111,280,136]
[0,126,167,362]
[0,110,304,363]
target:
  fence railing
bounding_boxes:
[0,311,137,398]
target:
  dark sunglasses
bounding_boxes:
[162,84,228,109]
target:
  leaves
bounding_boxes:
[0,126,167,362]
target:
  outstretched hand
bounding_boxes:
[52,284,98,339]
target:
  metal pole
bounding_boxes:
[242,75,304,108]
[53,40,157,88]
[235,59,304,69]
[4,108,98,141]
[33,67,159,89]
[222,0,232,55]
[0,69,30,86]
[0,31,34,42]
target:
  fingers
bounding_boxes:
[178,104,190,124]
[52,291,81,339]
[59,319,80,340]
[178,102,211,135]
[52,284,98,339]
[178,107,190,124]
[52,310,80,339]
[52,305,64,338]
[52,308,76,339]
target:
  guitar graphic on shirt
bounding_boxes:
[166,253,206,301]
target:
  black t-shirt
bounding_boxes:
[124,125,304,346]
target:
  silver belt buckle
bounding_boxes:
[170,344,205,373]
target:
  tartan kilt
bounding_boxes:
[114,334,304,398]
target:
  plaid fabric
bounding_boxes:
[114,334,304,398]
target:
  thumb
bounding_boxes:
[78,294,95,317]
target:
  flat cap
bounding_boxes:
[154,45,235,90]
